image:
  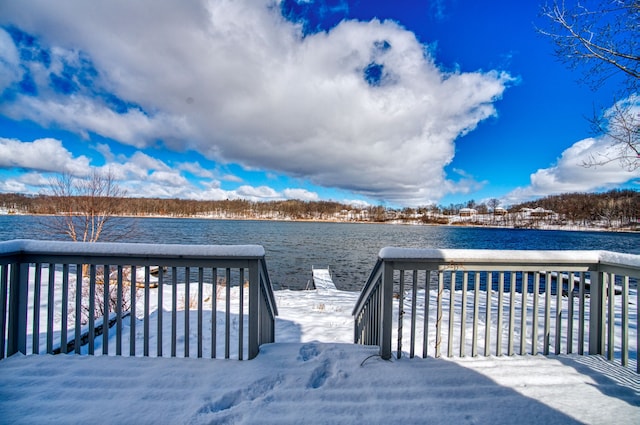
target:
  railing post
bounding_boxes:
[380,261,394,360]
[7,261,28,356]
[588,271,605,355]
[248,259,260,360]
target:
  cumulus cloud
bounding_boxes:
[0,0,512,206]
[0,135,324,205]
[0,28,22,92]
[282,188,319,201]
[0,137,90,174]
[504,135,640,204]
[178,162,215,179]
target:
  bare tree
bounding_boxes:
[587,96,640,169]
[539,0,640,169]
[43,169,133,242]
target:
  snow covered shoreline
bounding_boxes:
[6,212,640,234]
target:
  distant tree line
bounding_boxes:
[509,189,640,228]
[0,189,638,230]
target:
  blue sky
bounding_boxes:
[0,0,637,208]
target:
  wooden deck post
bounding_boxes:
[380,261,394,360]
[248,260,260,360]
[8,262,28,356]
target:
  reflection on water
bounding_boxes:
[0,215,638,291]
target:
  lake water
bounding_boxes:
[1,215,638,291]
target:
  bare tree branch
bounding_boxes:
[41,169,134,243]
[539,0,640,170]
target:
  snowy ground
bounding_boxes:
[1,285,639,424]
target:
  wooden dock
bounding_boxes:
[311,267,336,290]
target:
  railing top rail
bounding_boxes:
[352,257,383,316]
[378,247,640,269]
[0,239,266,261]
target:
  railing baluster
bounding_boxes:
[397,270,404,359]
[435,271,444,358]
[116,266,123,356]
[508,272,516,356]
[88,264,96,355]
[496,272,504,356]
[567,272,575,354]
[75,265,82,354]
[225,268,231,359]
[472,272,480,357]
[531,272,539,355]
[130,266,136,356]
[484,272,492,357]
[448,271,455,357]
[47,263,55,354]
[61,264,69,354]
[157,266,164,357]
[32,263,42,354]
[238,268,244,360]
[460,271,468,357]
[144,266,150,357]
[544,271,551,355]
[198,267,204,359]
[621,276,628,367]
[104,264,110,355]
[410,270,418,358]
[171,267,177,357]
[0,264,8,359]
[555,271,562,355]
[578,272,585,355]
[211,267,217,359]
[422,271,430,358]
[520,272,528,355]
[185,266,190,358]
[607,273,615,361]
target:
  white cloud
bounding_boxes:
[149,170,188,186]
[0,137,91,174]
[0,178,27,193]
[236,185,281,201]
[178,162,214,179]
[93,143,115,162]
[342,199,370,209]
[504,135,640,204]
[282,188,319,201]
[0,0,512,206]
[0,28,22,92]
[17,171,50,187]
[0,95,194,148]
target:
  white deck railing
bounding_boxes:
[0,239,277,360]
[353,248,640,372]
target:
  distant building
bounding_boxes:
[493,207,508,216]
[530,207,553,217]
[459,208,477,217]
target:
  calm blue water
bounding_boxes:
[1,215,638,290]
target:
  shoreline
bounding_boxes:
[4,212,639,234]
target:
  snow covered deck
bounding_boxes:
[1,241,639,423]
[1,287,639,424]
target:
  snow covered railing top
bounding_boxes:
[377,247,640,272]
[0,239,277,361]
[354,248,639,373]
[0,239,266,261]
